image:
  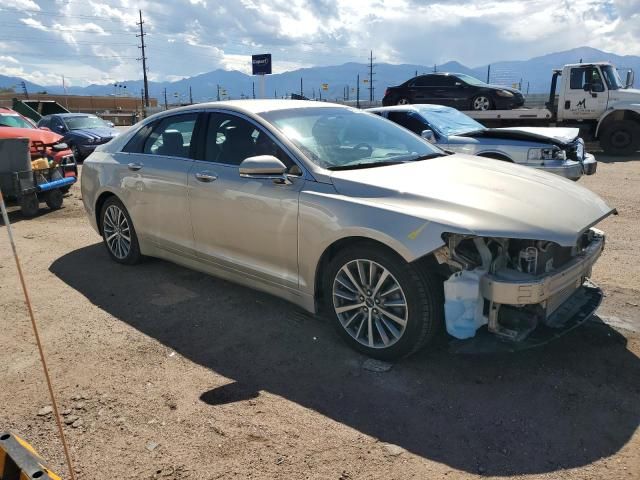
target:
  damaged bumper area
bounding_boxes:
[438,229,605,350]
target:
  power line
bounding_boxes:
[0,36,138,46]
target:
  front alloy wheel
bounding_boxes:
[101,197,141,264]
[472,95,491,111]
[333,259,408,349]
[397,97,410,105]
[324,245,443,360]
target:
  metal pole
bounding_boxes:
[300,77,303,96]
[259,75,265,99]
[486,64,491,83]
[356,74,360,108]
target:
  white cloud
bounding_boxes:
[0,55,19,64]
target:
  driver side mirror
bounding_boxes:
[421,129,435,142]
[626,70,635,89]
[239,155,291,184]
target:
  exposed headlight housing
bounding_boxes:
[496,90,514,97]
[84,137,96,144]
[528,147,566,161]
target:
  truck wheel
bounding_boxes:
[20,193,39,217]
[45,189,64,210]
[600,120,640,156]
[396,97,411,105]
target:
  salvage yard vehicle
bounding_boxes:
[82,100,614,359]
[382,72,525,111]
[466,62,640,155]
[0,107,77,179]
[368,104,596,180]
[37,113,119,161]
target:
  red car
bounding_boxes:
[0,107,77,178]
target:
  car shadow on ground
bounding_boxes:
[50,244,640,476]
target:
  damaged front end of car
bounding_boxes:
[435,229,605,352]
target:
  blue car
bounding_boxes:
[368,104,596,180]
[37,113,119,161]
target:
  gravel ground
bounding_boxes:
[1,153,639,480]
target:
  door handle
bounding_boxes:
[127,162,143,171]
[195,172,217,182]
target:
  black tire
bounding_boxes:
[600,120,640,156]
[471,95,493,111]
[45,189,64,210]
[396,97,411,105]
[71,144,83,162]
[20,192,39,217]
[323,244,443,360]
[100,196,142,265]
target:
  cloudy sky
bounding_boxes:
[1,0,639,86]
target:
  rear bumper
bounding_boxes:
[479,233,604,305]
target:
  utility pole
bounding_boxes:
[189,86,193,104]
[433,64,436,72]
[252,82,255,99]
[140,88,145,118]
[368,50,375,102]
[163,88,168,109]
[217,84,220,101]
[486,64,491,83]
[356,74,360,108]
[300,77,303,96]
[136,10,150,107]
[20,81,29,99]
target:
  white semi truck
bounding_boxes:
[466,62,639,155]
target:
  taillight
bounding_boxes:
[384,88,390,97]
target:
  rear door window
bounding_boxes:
[142,114,198,158]
[388,111,428,135]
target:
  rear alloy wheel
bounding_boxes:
[472,95,492,111]
[397,97,411,105]
[600,120,640,156]
[100,197,141,265]
[324,245,442,360]
[45,189,64,210]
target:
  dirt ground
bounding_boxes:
[1,153,639,480]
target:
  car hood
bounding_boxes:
[465,127,580,146]
[69,127,118,140]
[329,154,614,246]
[0,126,63,145]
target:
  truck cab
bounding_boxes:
[555,62,640,155]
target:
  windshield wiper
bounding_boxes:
[406,152,449,161]
[327,160,407,171]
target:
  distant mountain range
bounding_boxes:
[1,46,639,102]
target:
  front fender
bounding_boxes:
[297,185,466,296]
[595,105,640,137]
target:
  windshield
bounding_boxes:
[601,65,624,90]
[0,114,34,129]
[417,106,486,136]
[260,107,443,169]
[456,73,487,86]
[64,116,109,130]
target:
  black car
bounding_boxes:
[37,113,119,161]
[382,72,525,111]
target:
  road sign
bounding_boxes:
[252,54,272,75]
[363,79,369,84]
[322,83,329,91]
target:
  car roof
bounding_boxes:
[162,99,348,116]
[49,113,97,118]
[367,104,457,114]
